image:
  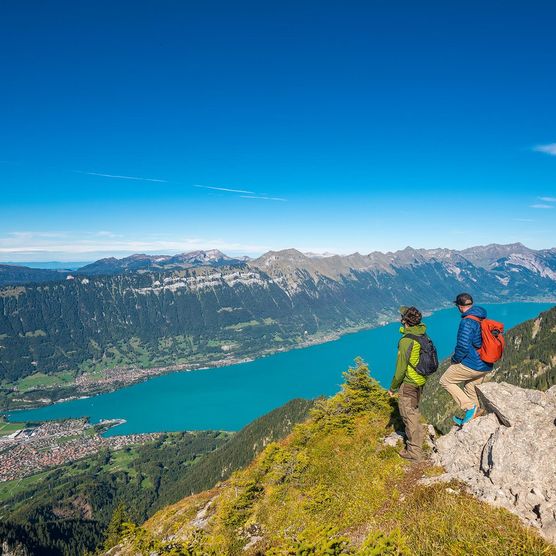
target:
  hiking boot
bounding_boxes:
[461,405,477,425]
[399,449,424,463]
[452,405,478,427]
[452,416,464,426]
[461,405,477,424]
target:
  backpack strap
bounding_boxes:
[464,315,482,323]
[402,333,420,372]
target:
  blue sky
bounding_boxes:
[1,1,555,261]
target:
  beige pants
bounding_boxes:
[440,363,489,411]
[398,383,424,460]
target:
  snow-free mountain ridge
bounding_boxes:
[1,242,555,388]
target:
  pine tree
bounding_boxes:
[103,502,129,552]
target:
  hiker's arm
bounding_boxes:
[452,320,472,363]
[390,340,408,391]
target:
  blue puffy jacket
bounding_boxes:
[451,305,493,371]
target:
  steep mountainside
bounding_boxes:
[106,361,555,555]
[1,244,555,385]
[421,304,556,433]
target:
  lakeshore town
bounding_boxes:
[0,418,160,482]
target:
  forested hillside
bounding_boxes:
[0,263,69,286]
[2,244,555,387]
[0,398,312,556]
[421,304,556,432]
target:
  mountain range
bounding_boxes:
[2,242,556,285]
[0,250,249,285]
[1,243,555,388]
[75,250,250,275]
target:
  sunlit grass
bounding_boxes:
[118,359,556,556]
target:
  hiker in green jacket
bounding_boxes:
[388,306,427,463]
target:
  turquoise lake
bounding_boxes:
[8,303,554,435]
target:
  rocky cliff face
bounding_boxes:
[431,382,556,543]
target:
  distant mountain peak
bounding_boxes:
[304,251,339,258]
[75,249,244,276]
[254,248,307,264]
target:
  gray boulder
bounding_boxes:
[432,382,556,544]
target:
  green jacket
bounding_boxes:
[390,323,427,391]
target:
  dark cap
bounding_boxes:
[453,292,473,306]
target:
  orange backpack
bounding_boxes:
[464,315,505,363]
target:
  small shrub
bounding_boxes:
[356,530,409,555]
[266,526,351,555]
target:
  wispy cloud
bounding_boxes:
[96,230,122,238]
[529,196,556,209]
[8,231,69,239]
[240,195,287,202]
[193,184,255,194]
[81,171,168,183]
[533,143,556,156]
[0,232,269,261]
[194,184,287,201]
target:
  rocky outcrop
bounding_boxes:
[431,382,556,543]
[0,540,30,556]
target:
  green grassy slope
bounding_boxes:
[112,360,555,556]
[0,399,313,556]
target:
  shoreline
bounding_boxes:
[3,298,555,417]
[2,323,377,414]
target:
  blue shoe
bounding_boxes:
[460,405,477,425]
[452,416,464,426]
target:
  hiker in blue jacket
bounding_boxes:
[439,293,493,425]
